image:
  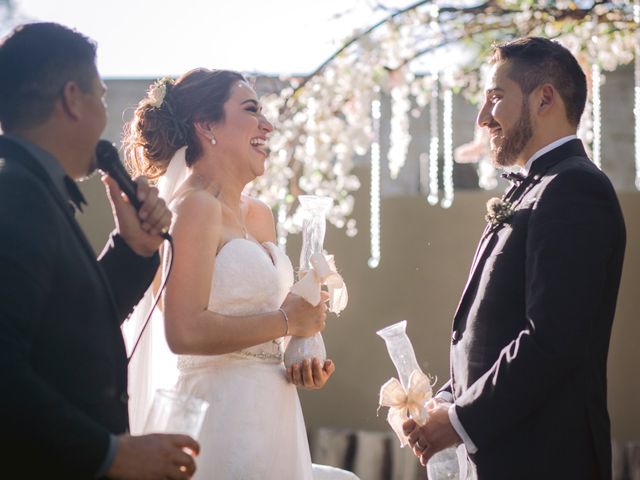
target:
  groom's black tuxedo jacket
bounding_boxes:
[0,136,159,478]
[440,139,625,479]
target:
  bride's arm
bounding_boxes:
[163,191,325,355]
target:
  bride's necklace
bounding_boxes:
[236,217,249,240]
[223,203,249,240]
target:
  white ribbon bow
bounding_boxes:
[290,252,348,314]
[378,369,432,447]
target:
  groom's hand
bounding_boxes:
[106,433,199,480]
[403,400,461,466]
[287,357,335,389]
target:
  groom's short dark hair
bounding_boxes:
[0,22,97,131]
[490,36,587,127]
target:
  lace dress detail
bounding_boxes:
[175,239,293,370]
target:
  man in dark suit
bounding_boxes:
[404,37,626,479]
[0,23,199,478]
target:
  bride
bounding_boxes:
[122,69,344,479]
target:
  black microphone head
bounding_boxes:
[94,139,142,210]
[95,140,120,171]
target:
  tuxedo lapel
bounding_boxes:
[463,178,521,281]
[0,137,122,325]
[451,139,589,328]
[452,177,534,326]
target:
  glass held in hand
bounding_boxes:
[376,320,423,391]
[143,388,209,440]
[284,195,333,368]
[427,446,463,480]
[298,195,333,271]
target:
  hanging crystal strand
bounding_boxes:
[591,62,602,169]
[427,71,440,206]
[634,0,640,190]
[441,88,454,209]
[369,93,381,269]
[388,77,411,179]
[417,76,429,196]
[589,12,602,170]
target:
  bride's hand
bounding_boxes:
[280,292,330,337]
[287,358,335,390]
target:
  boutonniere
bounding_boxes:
[485,197,515,227]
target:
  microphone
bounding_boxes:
[95,140,142,210]
[95,139,170,240]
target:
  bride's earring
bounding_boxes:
[210,135,217,145]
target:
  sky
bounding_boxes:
[8,0,410,78]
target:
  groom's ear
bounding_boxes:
[536,84,556,116]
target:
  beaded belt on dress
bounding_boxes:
[231,349,282,361]
[177,339,285,371]
[232,338,284,362]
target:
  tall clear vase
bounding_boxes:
[376,320,423,390]
[283,195,333,368]
[378,321,461,479]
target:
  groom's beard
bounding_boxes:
[491,100,533,168]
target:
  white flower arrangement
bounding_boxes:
[237,2,640,248]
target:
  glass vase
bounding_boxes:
[376,320,422,390]
[378,321,462,478]
[283,195,333,368]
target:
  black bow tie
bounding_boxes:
[63,176,87,213]
[501,171,526,185]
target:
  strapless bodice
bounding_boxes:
[177,239,294,370]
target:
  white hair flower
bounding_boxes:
[147,78,171,108]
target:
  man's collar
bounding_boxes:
[2,133,87,212]
[522,134,578,175]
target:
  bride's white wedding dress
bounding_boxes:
[175,237,313,479]
[124,147,358,480]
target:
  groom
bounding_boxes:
[404,37,626,479]
[0,23,198,478]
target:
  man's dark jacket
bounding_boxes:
[0,136,159,478]
[440,140,626,480]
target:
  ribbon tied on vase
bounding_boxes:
[290,252,348,313]
[378,369,432,447]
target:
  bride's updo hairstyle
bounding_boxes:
[124,68,246,180]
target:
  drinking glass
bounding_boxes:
[143,388,209,439]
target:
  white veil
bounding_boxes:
[122,146,190,434]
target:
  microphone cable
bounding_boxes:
[93,139,177,364]
[127,232,174,364]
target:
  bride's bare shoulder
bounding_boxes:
[244,195,272,218]
[173,188,222,222]
[243,195,275,241]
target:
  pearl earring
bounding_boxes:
[210,135,217,145]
